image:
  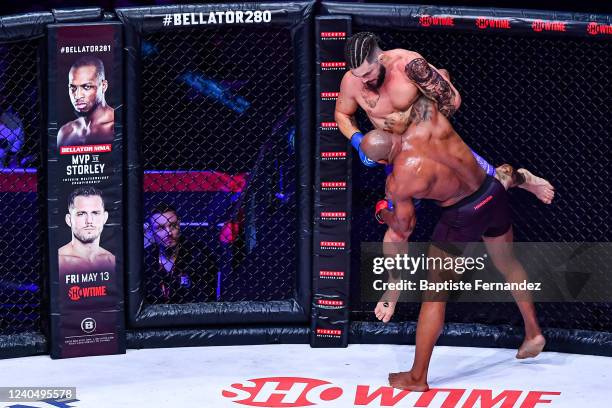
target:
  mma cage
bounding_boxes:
[0,2,610,359]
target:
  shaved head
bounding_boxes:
[361,129,394,163]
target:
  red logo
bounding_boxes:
[320,92,339,100]
[320,211,347,220]
[532,20,567,32]
[321,62,346,70]
[320,152,346,160]
[317,299,344,308]
[320,32,346,39]
[321,181,346,191]
[316,328,342,337]
[68,286,81,301]
[67,285,108,301]
[587,22,612,35]
[475,17,511,30]
[223,379,562,408]
[222,377,343,407]
[60,144,112,155]
[320,241,345,249]
[319,270,345,279]
[419,15,454,27]
[320,122,338,130]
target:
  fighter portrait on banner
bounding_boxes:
[57,55,115,147]
[58,186,115,276]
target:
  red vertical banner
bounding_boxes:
[47,23,125,358]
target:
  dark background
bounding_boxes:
[0,0,610,16]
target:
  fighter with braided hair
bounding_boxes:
[336,32,554,203]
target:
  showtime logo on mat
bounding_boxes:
[222,377,561,407]
[531,20,567,32]
[419,15,455,27]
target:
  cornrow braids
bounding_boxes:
[344,32,380,69]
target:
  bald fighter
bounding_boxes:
[59,186,115,275]
[363,93,546,391]
[57,56,114,147]
[336,32,554,203]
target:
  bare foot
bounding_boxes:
[516,334,546,359]
[374,301,396,323]
[388,371,429,391]
[517,169,555,204]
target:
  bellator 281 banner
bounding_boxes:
[47,23,125,358]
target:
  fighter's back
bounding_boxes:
[388,97,486,207]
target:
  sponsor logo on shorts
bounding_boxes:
[320,31,346,40]
[319,270,345,279]
[68,285,108,301]
[321,62,346,71]
[222,377,561,407]
[320,241,345,250]
[474,195,493,210]
[320,92,339,101]
[317,299,344,309]
[320,211,347,220]
[532,20,567,32]
[321,181,346,191]
[475,17,511,30]
[587,22,612,35]
[320,151,346,161]
[162,10,272,26]
[320,121,338,130]
[419,15,455,27]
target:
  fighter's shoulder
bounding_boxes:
[389,49,424,65]
[58,120,77,135]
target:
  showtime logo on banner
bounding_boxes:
[531,20,567,32]
[587,22,612,35]
[320,31,346,40]
[321,62,346,71]
[222,377,561,407]
[321,92,339,101]
[475,17,511,30]
[419,15,455,27]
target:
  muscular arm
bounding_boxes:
[334,74,361,140]
[404,54,462,117]
[380,196,416,241]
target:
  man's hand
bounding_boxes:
[383,111,409,134]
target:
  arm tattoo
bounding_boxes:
[408,95,433,124]
[406,58,457,117]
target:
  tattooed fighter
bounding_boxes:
[335,32,554,203]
